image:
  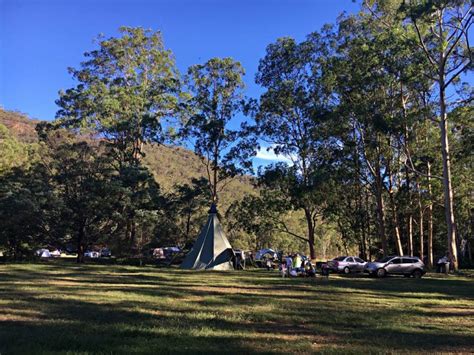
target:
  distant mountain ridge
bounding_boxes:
[0,109,39,143]
[0,108,254,210]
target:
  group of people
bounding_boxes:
[279,253,316,278]
[260,250,327,278]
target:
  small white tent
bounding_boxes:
[40,249,51,258]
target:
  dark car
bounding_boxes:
[365,256,425,278]
[100,248,112,257]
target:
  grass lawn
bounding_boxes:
[0,263,473,354]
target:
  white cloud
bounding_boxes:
[255,146,294,164]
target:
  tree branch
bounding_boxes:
[413,20,437,67]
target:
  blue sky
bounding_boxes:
[0,0,360,119]
[0,0,360,165]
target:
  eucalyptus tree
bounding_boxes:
[55,27,181,250]
[329,16,402,256]
[56,26,181,165]
[226,191,311,253]
[253,33,338,259]
[402,0,472,272]
[182,57,256,206]
[226,193,285,251]
[0,124,53,259]
[364,0,472,271]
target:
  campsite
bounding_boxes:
[1,0,473,353]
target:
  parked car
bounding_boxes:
[100,248,112,257]
[64,244,77,255]
[364,256,425,278]
[327,256,367,274]
[163,247,180,259]
[84,250,100,258]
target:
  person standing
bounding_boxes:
[285,254,293,277]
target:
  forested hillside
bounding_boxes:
[0,109,284,255]
[0,109,39,142]
[0,108,254,208]
[143,145,255,210]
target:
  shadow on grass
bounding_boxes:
[1,264,473,353]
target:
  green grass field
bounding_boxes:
[0,263,473,354]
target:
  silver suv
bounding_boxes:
[364,256,425,278]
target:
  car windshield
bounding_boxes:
[334,256,346,261]
[376,256,393,263]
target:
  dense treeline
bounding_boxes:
[0,1,472,268]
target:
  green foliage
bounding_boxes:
[0,123,30,174]
[0,109,258,257]
[0,164,58,258]
[252,32,340,258]
[182,57,257,204]
[162,177,210,246]
[56,26,181,164]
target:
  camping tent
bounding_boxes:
[180,204,234,270]
[40,249,51,258]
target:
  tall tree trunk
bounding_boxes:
[304,208,316,259]
[469,208,474,263]
[212,166,218,204]
[353,126,367,260]
[375,182,387,255]
[417,183,424,261]
[389,189,404,256]
[427,161,434,268]
[366,190,372,261]
[130,221,137,255]
[402,89,413,256]
[408,215,413,256]
[185,211,192,242]
[439,86,458,271]
[374,160,387,255]
[77,223,85,263]
[361,221,368,261]
[405,169,413,256]
[387,159,403,256]
[211,149,219,204]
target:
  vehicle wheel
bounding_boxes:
[376,268,386,278]
[343,266,350,274]
[412,269,423,279]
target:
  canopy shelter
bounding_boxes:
[180,204,234,270]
